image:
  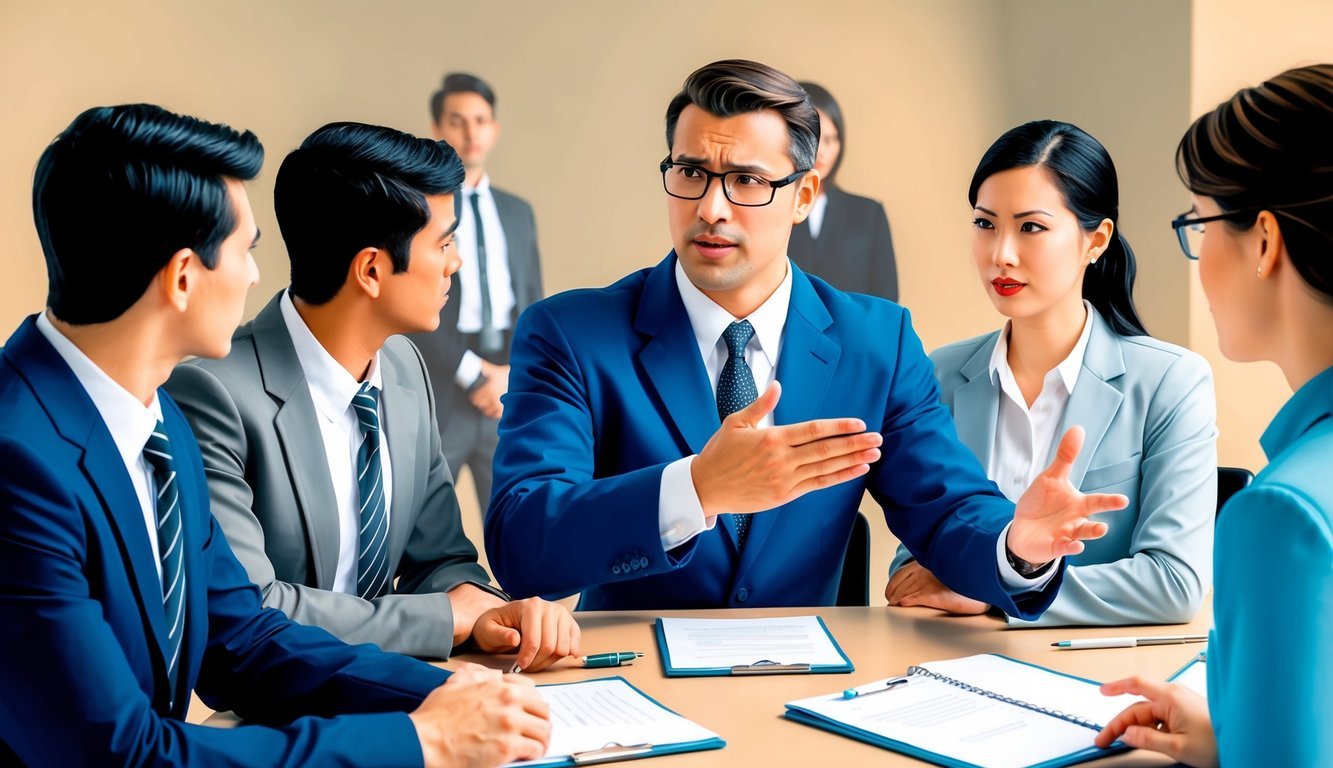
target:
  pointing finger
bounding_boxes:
[1043,426,1086,482]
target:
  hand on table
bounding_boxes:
[472,596,582,672]
[884,560,990,614]
[411,669,550,768]
[1094,676,1217,767]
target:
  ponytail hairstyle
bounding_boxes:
[1177,63,1333,304]
[968,120,1148,337]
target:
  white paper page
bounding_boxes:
[659,616,846,669]
[788,675,1103,768]
[915,654,1142,728]
[1173,657,1207,697]
[505,679,720,767]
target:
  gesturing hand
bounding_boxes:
[690,381,883,519]
[1094,676,1218,767]
[471,597,581,672]
[1008,426,1127,565]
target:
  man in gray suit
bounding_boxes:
[410,73,543,513]
[166,122,578,668]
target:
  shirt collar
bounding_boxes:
[988,300,1095,394]
[462,174,492,197]
[1260,365,1333,461]
[35,310,162,465]
[279,291,384,424]
[674,257,792,369]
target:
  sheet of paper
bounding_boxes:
[505,678,720,767]
[659,616,846,669]
[1173,657,1207,697]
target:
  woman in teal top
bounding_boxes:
[1096,63,1333,766]
[886,121,1217,627]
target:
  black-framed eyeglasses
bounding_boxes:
[1171,209,1261,261]
[660,157,808,207]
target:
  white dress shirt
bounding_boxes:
[807,192,830,239]
[36,311,165,582]
[657,259,792,549]
[279,292,393,595]
[453,174,517,388]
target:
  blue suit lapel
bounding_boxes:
[952,334,1001,468]
[740,267,840,568]
[6,318,176,702]
[1052,311,1125,487]
[634,253,719,457]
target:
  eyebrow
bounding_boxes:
[972,206,1052,218]
[673,154,773,176]
[250,229,261,249]
[439,219,460,241]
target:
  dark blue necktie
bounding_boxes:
[142,422,186,710]
[470,191,504,356]
[353,383,390,600]
[716,320,759,548]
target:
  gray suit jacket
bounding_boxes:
[408,185,544,430]
[892,310,1217,626]
[165,292,500,658]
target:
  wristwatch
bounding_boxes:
[465,371,489,394]
[1005,546,1054,578]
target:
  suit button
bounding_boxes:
[621,561,631,573]
[612,564,622,575]
[737,588,749,603]
[638,557,649,568]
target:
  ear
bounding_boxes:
[793,170,821,224]
[349,247,386,299]
[1254,210,1284,280]
[160,248,197,313]
[1086,218,1114,263]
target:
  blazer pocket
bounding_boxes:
[1081,454,1141,491]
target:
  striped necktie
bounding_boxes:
[716,320,759,548]
[353,383,391,600]
[142,422,186,709]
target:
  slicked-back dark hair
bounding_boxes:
[430,72,497,124]
[1177,63,1333,304]
[970,120,1149,338]
[665,59,819,173]
[33,103,263,324]
[274,122,465,305]
[799,81,845,184]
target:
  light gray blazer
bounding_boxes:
[892,310,1217,626]
[165,292,502,658]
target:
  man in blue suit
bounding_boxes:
[485,60,1127,613]
[0,104,549,766]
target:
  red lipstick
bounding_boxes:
[991,276,1025,297]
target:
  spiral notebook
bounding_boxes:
[783,654,1142,768]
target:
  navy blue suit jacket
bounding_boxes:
[485,254,1064,613]
[0,316,448,766]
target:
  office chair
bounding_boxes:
[1216,466,1255,520]
[837,512,870,606]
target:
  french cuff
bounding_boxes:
[658,456,717,550]
[996,521,1060,592]
[454,350,484,388]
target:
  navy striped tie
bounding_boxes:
[716,321,759,548]
[353,384,391,600]
[142,422,186,709]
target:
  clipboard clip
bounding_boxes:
[571,742,654,764]
[729,659,813,675]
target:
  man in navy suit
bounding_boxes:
[485,60,1127,612]
[0,104,548,766]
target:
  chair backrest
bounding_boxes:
[1216,466,1255,520]
[837,512,871,606]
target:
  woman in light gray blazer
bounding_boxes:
[887,121,1217,627]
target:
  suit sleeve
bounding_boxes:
[0,438,444,768]
[1009,352,1216,627]
[1211,483,1333,764]
[868,203,899,303]
[165,362,467,659]
[866,310,1063,619]
[485,302,691,599]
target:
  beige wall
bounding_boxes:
[1188,0,1333,470]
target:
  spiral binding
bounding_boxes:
[905,665,1101,732]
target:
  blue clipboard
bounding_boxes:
[512,676,725,766]
[781,653,1132,768]
[654,616,854,677]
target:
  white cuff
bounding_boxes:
[658,456,715,550]
[454,350,483,388]
[997,521,1060,591]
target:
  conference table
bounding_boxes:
[211,601,1211,767]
